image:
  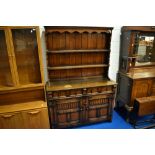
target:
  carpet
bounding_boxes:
[74,110,133,129]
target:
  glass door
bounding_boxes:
[0,29,13,87]
[11,28,41,85]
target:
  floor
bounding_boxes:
[74,110,155,129]
[75,110,133,129]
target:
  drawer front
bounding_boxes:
[0,112,24,129]
[47,85,114,99]
[47,89,82,99]
[87,86,113,94]
[88,94,114,123]
[49,97,81,128]
[0,108,50,129]
[21,108,50,129]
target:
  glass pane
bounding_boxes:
[0,30,13,87]
[134,33,155,66]
[12,28,41,85]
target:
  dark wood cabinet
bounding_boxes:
[47,83,115,128]
[45,26,116,128]
[116,26,155,122]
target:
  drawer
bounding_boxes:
[87,86,113,94]
[0,112,24,129]
[21,108,49,129]
[47,85,114,99]
[0,107,50,129]
[47,89,83,99]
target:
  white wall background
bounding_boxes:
[109,26,121,81]
[39,26,121,82]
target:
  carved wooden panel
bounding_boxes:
[49,97,81,128]
[130,79,152,106]
[88,94,112,123]
[47,88,115,128]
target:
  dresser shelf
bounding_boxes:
[47,49,110,54]
[47,64,109,70]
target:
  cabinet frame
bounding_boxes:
[0,26,44,90]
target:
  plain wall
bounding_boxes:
[39,26,121,82]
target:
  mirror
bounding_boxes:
[134,33,155,66]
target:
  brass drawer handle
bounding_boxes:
[28,110,40,115]
[1,114,14,118]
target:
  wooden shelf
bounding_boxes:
[47,49,110,54]
[0,83,44,94]
[48,64,109,70]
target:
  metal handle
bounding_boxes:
[28,110,40,115]
[1,114,14,118]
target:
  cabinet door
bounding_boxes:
[88,93,113,123]
[11,28,42,85]
[49,97,81,128]
[0,29,13,87]
[0,112,24,129]
[116,73,132,104]
[131,79,152,106]
[22,108,49,129]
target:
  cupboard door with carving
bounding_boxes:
[88,94,113,123]
[22,108,49,129]
[130,79,152,107]
[0,112,24,129]
[49,97,81,128]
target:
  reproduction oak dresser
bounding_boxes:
[45,26,116,128]
[0,26,50,128]
[116,26,155,126]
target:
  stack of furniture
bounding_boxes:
[45,26,116,128]
[0,26,49,128]
[116,26,155,128]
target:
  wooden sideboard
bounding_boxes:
[116,26,155,123]
[45,26,116,128]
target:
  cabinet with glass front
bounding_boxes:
[116,26,155,125]
[0,26,44,89]
[119,26,155,72]
[0,26,49,129]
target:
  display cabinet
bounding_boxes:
[116,26,155,127]
[0,26,49,129]
[45,26,116,128]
